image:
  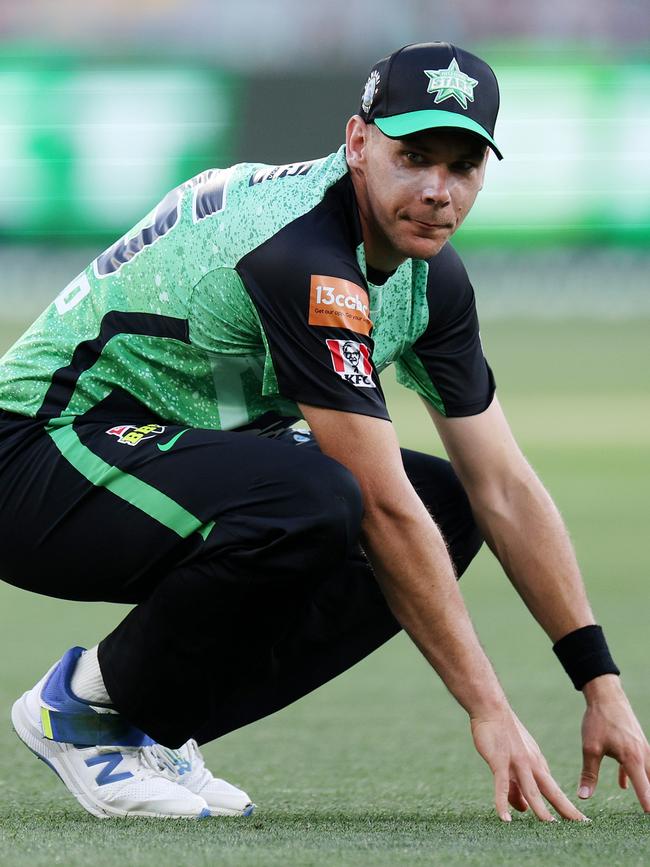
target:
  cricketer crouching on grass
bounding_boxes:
[0,41,648,822]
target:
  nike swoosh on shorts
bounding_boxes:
[157,429,190,452]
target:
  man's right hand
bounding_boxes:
[471,711,588,823]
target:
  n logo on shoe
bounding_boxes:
[85,752,134,786]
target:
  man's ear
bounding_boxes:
[478,148,490,191]
[345,115,370,170]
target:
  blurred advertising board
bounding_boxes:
[463,55,650,248]
[0,48,648,247]
[0,50,241,239]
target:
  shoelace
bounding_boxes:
[90,745,175,783]
[146,743,193,780]
[146,740,213,789]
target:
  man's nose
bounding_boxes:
[421,167,451,205]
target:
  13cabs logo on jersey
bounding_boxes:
[309,276,371,335]
[106,424,166,446]
[326,339,376,388]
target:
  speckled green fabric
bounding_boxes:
[0,146,435,429]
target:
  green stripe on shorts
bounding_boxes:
[47,424,215,541]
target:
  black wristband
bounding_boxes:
[552,625,620,691]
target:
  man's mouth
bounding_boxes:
[411,218,454,230]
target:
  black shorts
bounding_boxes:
[0,410,482,747]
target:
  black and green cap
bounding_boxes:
[359,42,503,160]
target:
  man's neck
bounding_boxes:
[362,228,406,274]
[348,166,406,274]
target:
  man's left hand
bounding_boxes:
[579,675,650,812]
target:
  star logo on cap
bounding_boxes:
[424,59,478,110]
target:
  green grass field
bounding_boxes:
[0,317,649,866]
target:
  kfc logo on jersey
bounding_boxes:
[326,339,376,388]
[309,276,371,336]
[106,423,166,446]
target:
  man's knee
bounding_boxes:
[212,447,364,581]
[401,449,483,578]
[451,512,483,578]
[435,464,482,577]
[290,451,363,556]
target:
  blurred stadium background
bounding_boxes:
[1,0,649,323]
[0,3,649,865]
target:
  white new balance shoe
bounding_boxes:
[12,647,211,819]
[148,740,255,817]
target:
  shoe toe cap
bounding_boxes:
[199,778,254,815]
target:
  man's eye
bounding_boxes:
[453,161,477,173]
[405,152,425,164]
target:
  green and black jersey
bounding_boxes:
[0,146,495,431]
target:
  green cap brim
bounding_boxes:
[375,110,503,160]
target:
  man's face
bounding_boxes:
[346,119,488,268]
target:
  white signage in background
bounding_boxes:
[0,63,235,235]
[610,67,650,224]
[473,67,590,225]
[71,70,226,229]
[459,64,650,241]
[0,69,51,229]
[0,59,648,243]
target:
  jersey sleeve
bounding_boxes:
[236,223,390,421]
[395,244,495,418]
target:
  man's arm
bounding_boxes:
[430,395,650,811]
[299,402,586,823]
